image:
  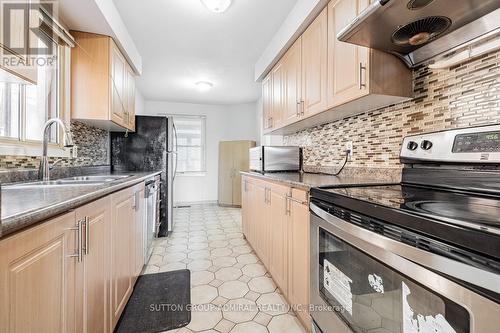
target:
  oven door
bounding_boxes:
[310,203,500,333]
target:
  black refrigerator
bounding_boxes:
[110,116,177,236]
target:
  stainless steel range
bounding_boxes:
[310,125,500,333]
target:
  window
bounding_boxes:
[174,115,206,173]
[0,41,62,145]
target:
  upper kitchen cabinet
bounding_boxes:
[301,7,328,117]
[262,73,273,132]
[326,0,411,111]
[71,31,136,132]
[262,0,411,134]
[282,37,302,126]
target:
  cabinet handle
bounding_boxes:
[300,100,305,116]
[296,100,300,117]
[68,220,83,262]
[359,63,367,89]
[84,216,90,255]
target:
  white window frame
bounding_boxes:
[173,115,207,176]
[0,44,71,158]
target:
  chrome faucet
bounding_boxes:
[39,118,74,181]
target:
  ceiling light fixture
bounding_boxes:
[195,81,214,92]
[200,0,232,13]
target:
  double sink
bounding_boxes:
[3,175,133,190]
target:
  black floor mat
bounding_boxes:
[115,270,191,333]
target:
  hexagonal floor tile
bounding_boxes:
[162,252,187,264]
[187,309,222,331]
[229,322,267,333]
[187,259,212,271]
[248,277,276,293]
[158,262,186,273]
[188,243,209,251]
[222,298,258,323]
[256,292,289,316]
[232,245,252,255]
[211,248,233,257]
[191,270,215,286]
[191,285,218,304]
[188,249,211,260]
[210,240,229,248]
[268,314,306,333]
[229,238,247,246]
[212,256,237,268]
[215,267,243,282]
[236,253,258,264]
[219,280,249,299]
[241,263,266,277]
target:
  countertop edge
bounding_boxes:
[240,171,312,190]
[1,171,162,239]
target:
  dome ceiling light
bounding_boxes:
[200,0,232,13]
[195,81,214,92]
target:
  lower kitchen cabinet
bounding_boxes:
[110,186,136,327]
[0,212,79,333]
[242,175,311,331]
[288,190,311,328]
[0,182,147,333]
[268,183,290,295]
[133,185,146,278]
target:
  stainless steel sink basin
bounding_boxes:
[61,175,132,182]
[3,175,133,190]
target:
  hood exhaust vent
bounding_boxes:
[391,16,451,46]
[338,0,500,68]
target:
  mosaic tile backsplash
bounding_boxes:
[0,121,109,170]
[284,50,500,172]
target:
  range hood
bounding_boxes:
[337,0,500,68]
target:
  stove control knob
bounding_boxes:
[421,140,433,150]
[407,141,419,151]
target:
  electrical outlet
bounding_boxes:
[346,141,353,161]
[70,145,78,158]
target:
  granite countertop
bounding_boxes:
[241,171,399,190]
[1,171,161,239]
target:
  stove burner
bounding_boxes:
[407,200,500,227]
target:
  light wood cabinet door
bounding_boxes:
[262,73,273,132]
[0,212,79,333]
[242,178,250,239]
[283,37,302,125]
[133,185,146,278]
[126,67,136,131]
[288,195,311,329]
[271,60,285,129]
[110,42,126,127]
[268,188,288,294]
[110,188,135,327]
[75,197,112,333]
[301,7,328,117]
[327,0,369,108]
[72,32,136,132]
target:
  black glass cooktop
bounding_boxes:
[320,184,500,233]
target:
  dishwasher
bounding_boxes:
[145,175,161,262]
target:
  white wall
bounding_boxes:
[140,100,258,204]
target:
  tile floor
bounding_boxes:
[142,204,307,333]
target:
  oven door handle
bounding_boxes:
[310,202,500,295]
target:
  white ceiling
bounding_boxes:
[113,0,298,105]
